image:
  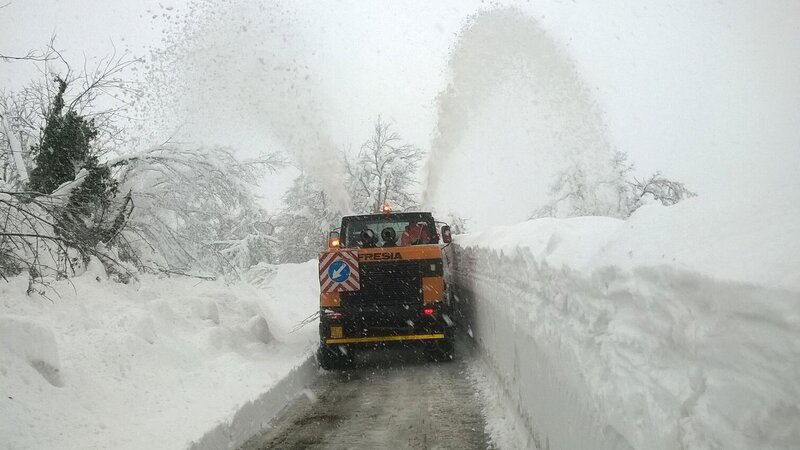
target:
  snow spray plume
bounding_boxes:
[422,8,623,229]
[132,0,352,214]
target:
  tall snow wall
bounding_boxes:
[451,214,800,449]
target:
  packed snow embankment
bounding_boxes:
[0,260,319,450]
[454,198,800,449]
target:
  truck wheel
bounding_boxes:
[425,338,454,362]
[317,345,352,370]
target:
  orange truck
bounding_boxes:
[317,208,454,369]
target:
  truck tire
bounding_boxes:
[316,345,352,370]
[425,338,454,362]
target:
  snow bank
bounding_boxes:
[453,197,800,449]
[0,261,320,450]
[595,193,800,293]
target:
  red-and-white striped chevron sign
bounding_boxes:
[319,249,360,293]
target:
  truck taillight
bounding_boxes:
[423,307,435,316]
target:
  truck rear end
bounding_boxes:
[317,211,453,369]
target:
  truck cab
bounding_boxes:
[317,210,453,369]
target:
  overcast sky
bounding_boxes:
[3,0,799,218]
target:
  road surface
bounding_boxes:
[240,339,493,449]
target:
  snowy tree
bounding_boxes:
[28,78,97,193]
[1,144,283,284]
[1,76,50,188]
[531,151,696,219]
[627,172,697,208]
[531,163,628,219]
[27,78,129,249]
[272,118,424,261]
[1,41,138,174]
[1,73,134,286]
[0,111,31,186]
[1,38,138,194]
[111,146,284,276]
[445,212,469,235]
[1,41,282,284]
[344,117,423,214]
[274,172,340,263]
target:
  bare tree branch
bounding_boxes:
[0,35,57,63]
[343,116,423,213]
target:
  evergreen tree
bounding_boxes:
[28,78,99,193]
[28,77,125,248]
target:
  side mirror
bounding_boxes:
[441,225,452,244]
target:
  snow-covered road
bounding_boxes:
[240,337,492,449]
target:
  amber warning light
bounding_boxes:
[380,203,392,214]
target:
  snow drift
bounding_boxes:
[453,195,800,449]
[0,261,320,450]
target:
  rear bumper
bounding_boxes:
[324,333,445,345]
[319,302,451,347]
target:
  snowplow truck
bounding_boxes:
[317,210,454,369]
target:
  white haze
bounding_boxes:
[131,0,353,213]
[423,8,622,229]
[2,0,799,226]
[424,2,800,230]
